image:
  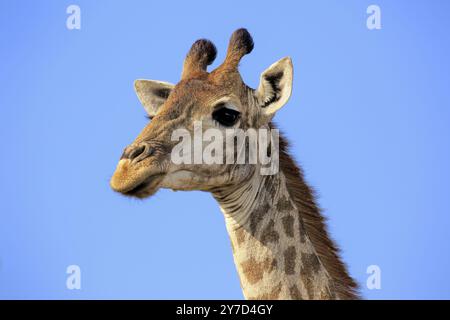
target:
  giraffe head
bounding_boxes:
[110,29,293,198]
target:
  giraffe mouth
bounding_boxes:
[122,173,165,198]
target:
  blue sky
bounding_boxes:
[1,0,450,299]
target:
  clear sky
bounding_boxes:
[1,0,450,299]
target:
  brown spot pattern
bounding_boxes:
[263,176,276,201]
[271,258,278,270]
[240,257,276,285]
[235,227,246,247]
[284,246,296,275]
[250,202,270,234]
[299,253,322,299]
[301,252,321,274]
[300,273,314,299]
[261,219,279,245]
[276,194,294,212]
[298,214,306,243]
[281,215,294,238]
[289,285,303,299]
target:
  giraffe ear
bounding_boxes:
[256,57,293,116]
[134,79,174,117]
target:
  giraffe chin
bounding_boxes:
[122,174,165,199]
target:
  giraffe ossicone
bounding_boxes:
[110,28,359,300]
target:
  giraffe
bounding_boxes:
[110,29,359,300]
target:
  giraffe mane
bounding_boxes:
[275,123,361,299]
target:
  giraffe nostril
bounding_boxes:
[121,143,156,163]
[128,145,146,161]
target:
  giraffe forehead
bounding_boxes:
[172,78,225,104]
[159,80,248,125]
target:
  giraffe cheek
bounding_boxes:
[160,170,196,191]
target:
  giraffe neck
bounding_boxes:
[213,168,339,299]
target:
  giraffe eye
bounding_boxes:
[212,107,240,127]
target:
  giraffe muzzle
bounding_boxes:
[111,141,168,197]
